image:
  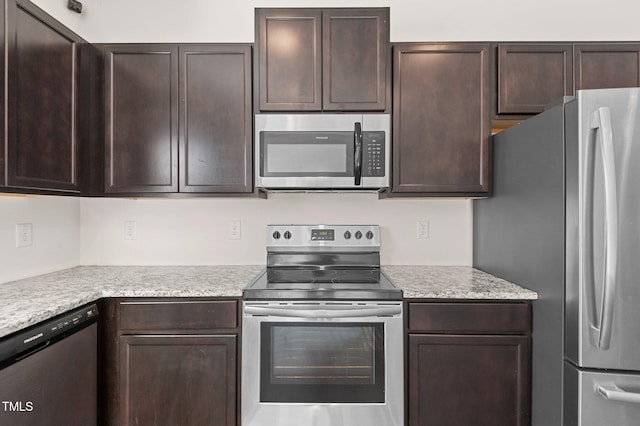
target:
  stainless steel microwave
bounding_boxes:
[255,114,390,190]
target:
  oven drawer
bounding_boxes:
[120,300,238,333]
[407,302,531,334]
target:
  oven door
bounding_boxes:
[241,301,404,426]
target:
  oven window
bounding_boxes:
[260,323,385,403]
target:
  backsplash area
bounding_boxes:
[79,194,471,266]
[1,193,471,284]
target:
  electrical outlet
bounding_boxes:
[417,221,429,239]
[228,220,241,240]
[15,223,33,247]
[124,221,137,240]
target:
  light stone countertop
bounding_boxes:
[383,266,537,300]
[0,265,536,339]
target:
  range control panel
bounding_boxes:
[267,225,380,249]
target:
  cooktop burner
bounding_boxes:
[243,225,402,301]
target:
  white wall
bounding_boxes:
[0,195,80,284]
[31,0,640,43]
[79,195,471,266]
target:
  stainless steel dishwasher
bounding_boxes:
[0,303,99,425]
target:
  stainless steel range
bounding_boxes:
[242,225,403,426]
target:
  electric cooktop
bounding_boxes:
[243,225,402,301]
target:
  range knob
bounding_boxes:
[355,231,362,240]
[272,231,281,240]
[366,231,374,240]
[284,231,292,240]
[344,231,352,240]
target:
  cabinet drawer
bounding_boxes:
[120,300,238,332]
[407,302,530,334]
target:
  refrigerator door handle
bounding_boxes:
[584,107,618,350]
[597,384,640,405]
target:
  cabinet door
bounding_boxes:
[322,8,389,111]
[392,43,491,195]
[256,8,322,111]
[6,0,80,191]
[574,43,640,90]
[120,334,236,426]
[179,45,252,193]
[104,44,178,193]
[497,43,573,115]
[408,334,530,426]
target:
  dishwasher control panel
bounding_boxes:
[0,304,98,367]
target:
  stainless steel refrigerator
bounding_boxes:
[474,88,640,426]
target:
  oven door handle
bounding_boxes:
[244,305,401,318]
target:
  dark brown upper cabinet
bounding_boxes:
[179,45,252,193]
[5,0,84,192]
[104,44,252,195]
[256,9,321,111]
[574,43,640,90]
[255,8,390,112]
[104,44,179,194]
[390,43,491,196]
[322,9,389,111]
[497,43,573,116]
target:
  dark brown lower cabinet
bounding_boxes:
[120,334,236,426]
[99,298,239,426]
[407,302,531,426]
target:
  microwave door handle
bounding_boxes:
[354,122,363,186]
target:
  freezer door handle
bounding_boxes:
[597,384,640,405]
[583,107,618,350]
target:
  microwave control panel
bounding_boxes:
[363,132,385,177]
